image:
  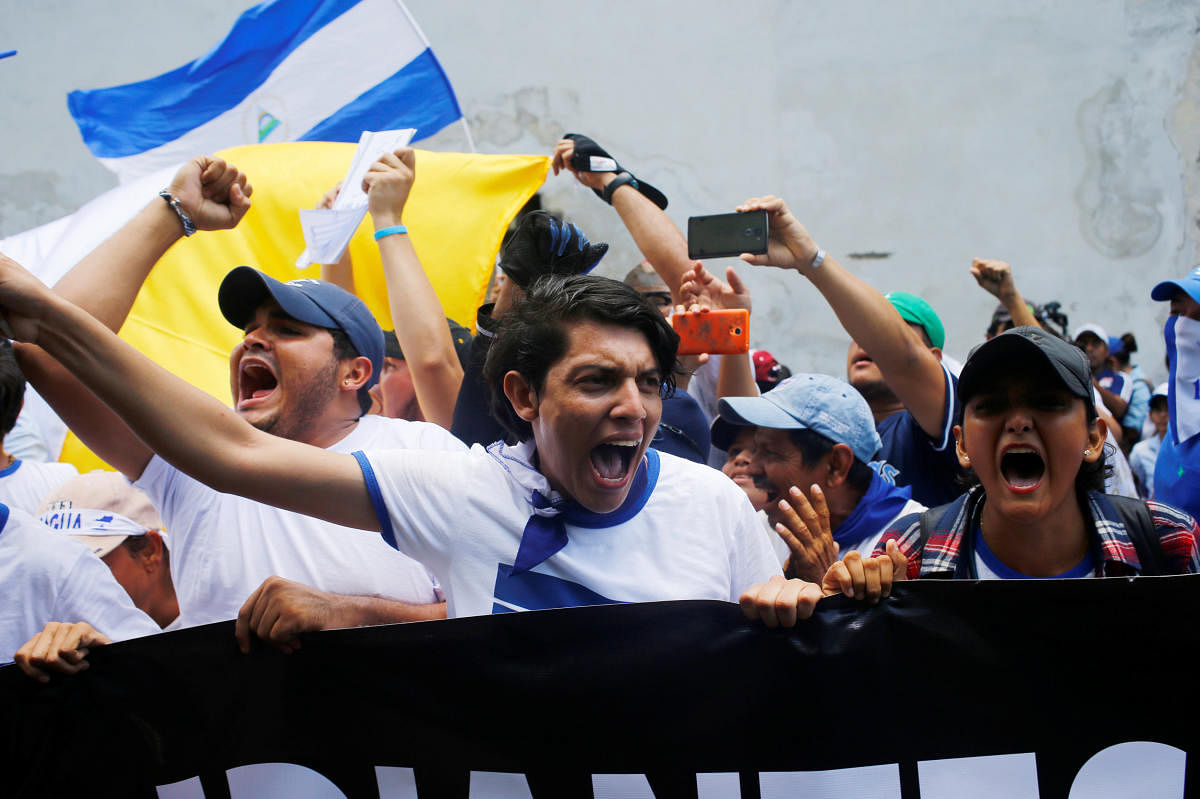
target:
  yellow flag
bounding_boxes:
[61,142,548,470]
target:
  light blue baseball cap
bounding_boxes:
[1151,264,1200,305]
[716,374,882,464]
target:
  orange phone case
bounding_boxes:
[672,308,750,356]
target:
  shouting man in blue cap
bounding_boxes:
[1150,265,1200,519]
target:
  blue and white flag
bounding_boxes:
[68,0,466,182]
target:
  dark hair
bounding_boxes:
[123,531,170,568]
[484,274,680,441]
[786,428,875,495]
[1150,394,1168,412]
[1112,331,1137,368]
[0,342,26,437]
[328,327,373,415]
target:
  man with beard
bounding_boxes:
[13,152,460,644]
[737,196,965,506]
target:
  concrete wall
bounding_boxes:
[2,0,1199,381]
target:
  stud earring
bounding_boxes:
[1083,449,1091,456]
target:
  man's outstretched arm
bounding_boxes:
[0,253,378,532]
[16,156,252,479]
[738,196,948,437]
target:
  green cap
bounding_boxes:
[885,291,945,350]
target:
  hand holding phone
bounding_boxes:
[688,210,769,260]
[672,308,750,356]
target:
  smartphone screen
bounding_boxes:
[687,210,769,260]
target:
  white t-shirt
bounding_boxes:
[359,440,782,618]
[0,504,159,662]
[135,415,465,628]
[0,459,78,514]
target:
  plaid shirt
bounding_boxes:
[877,486,1200,579]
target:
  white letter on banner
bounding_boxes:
[759,763,901,798]
[470,771,534,798]
[375,766,418,798]
[919,753,1039,799]
[156,776,205,799]
[697,772,742,797]
[592,773,655,798]
[226,762,347,798]
[1069,741,1185,799]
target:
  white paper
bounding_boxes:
[295,127,415,268]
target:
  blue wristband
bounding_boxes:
[374,225,408,240]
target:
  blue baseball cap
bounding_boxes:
[218,266,385,391]
[716,374,882,464]
[1151,265,1200,304]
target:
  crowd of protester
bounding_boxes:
[1,132,1198,680]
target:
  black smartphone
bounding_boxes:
[687,210,769,260]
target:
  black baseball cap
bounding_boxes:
[958,326,1095,415]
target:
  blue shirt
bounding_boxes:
[874,364,965,507]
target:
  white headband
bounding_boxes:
[39,508,149,538]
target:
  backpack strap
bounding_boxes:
[1103,495,1167,575]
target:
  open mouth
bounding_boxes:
[238,361,279,407]
[1000,447,1045,493]
[590,440,640,486]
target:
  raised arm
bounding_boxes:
[16,157,252,478]
[364,148,464,428]
[0,253,377,531]
[738,196,948,437]
[553,136,692,299]
[969,258,1040,330]
[56,156,251,328]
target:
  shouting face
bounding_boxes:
[229,301,341,442]
[510,320,663,513]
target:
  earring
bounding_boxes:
[1083,449,1091,456]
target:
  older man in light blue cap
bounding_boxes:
[714,374,925,583]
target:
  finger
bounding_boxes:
[28,622,61,665]
[806,483,831,536]
[776,498,813,553]
[398,148,416,170]
[842,551,867,600]
[792,580,823,621]
[266,615,301,654]
[725,266,747,295]
[877,553,895,599]
[14,635,49,682]
[739,584,765,621]
[774,521,803,557]
[861,555,883,604]
[739,253,770,266]
[235,584,266,654]
[775,579,812,627]
[887,540,909,582]
[199,157,226,183]
[821,560,852,597]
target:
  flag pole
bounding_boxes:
[392,0,475,152]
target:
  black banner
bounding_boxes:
[2,577,1197,798]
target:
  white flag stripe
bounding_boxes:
[96,0,425,183]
